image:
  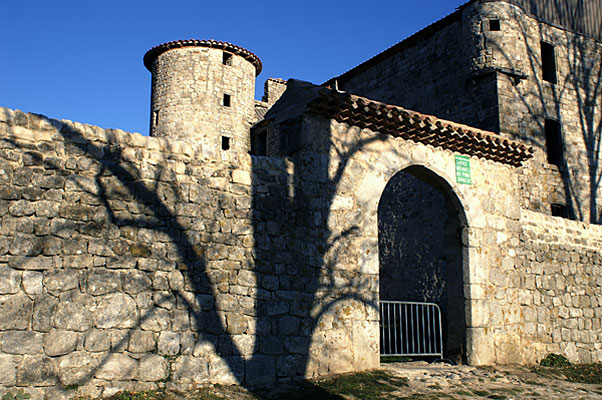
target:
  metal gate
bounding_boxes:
[379,301,443,358]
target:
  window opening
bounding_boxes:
[545,119,563,166]
[551,203,569,218]
[223,52,232,66]
[222,136,230,151]
[541,42,557,83]
[152,110,159,127]
[222,94,231,107]
[252,132,267,156]
[489,19,501,31]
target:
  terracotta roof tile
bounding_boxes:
[144,39,262,75]
[307,88,534,166]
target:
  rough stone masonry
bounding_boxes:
[1,1,602,398]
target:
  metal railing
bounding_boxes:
[379,301,443,358]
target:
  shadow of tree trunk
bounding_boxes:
[3,100,388,394]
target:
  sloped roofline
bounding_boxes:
[323,4,469,87]
[325,0,601,87]
[307,85,534,166]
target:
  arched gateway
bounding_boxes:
[378,165,467,362]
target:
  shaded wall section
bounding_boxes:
[378,168,465,358]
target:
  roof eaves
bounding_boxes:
[307,88,534,166]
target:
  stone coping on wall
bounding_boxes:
[143,39,263,76]
[520,209,602,248]
[0,107,251,170]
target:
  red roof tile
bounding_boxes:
[307,88,534,166]
[144,39,262,75]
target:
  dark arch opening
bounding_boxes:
[378,165,467,363]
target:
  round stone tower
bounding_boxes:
[144,39,262,154]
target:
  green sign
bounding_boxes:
[455,155,472,185]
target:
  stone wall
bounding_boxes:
[333,1,602,224]
[149,46,257,153]
[336,12,500,133]
[517,209,602,363]
[0,107,378,399]
[2,93,602,399]
[477,1,602,223]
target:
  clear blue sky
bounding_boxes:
[0,0,467,135]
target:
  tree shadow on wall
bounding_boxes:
[484,1,602,223]
[2,99,393,397]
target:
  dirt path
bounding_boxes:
[382,361,602,399]
[161,361,602,399]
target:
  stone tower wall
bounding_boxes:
[149,46,257,154]
[474,1,602,223]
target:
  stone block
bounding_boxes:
[84,329,111,352]
[94,293,138,329]
[43,270,79,293]
[8,234,43,257]
[138,354,169,381]
[1,331,43,354]
[0,266,21,294]
[0,354,17,385]
[140,307,171,331]
[86,269,122,295]
[94,353,138,381]
[8,255,54,270]
[44,329,79,356]
[57,352,101,385]
[17,355,57,385]
[21,270,43,296]
[209,355,244,385]
[123,270,152,294]
[129,330,156,353]
[172,355,209,384]
[158,331,180,355]
[0,294,33,330]
[54,292,95,331]
[245,355,276,386]
[466,327,496,365]
[32,294,58,332]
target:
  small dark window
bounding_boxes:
[551,203,569,218]
[541,42,557,83]
[223,52,232,66]
[251,132,267,156]
[223,94,231,107]
[545,119,563,166]
[222,136,230,151]
[489,19,501,31]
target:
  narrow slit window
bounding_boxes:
[152,110,159,127]
[541,41,557,83]
[489,19,501,31]
[222,94,231,107]
[222,136,230,151]
[223,52,232,66]
[551,203,568,218]
[545,119,563,166]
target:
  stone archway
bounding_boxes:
[378,165,467,362]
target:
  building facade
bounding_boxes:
[0,0,601,398]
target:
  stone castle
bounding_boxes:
[0,0,601,398]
